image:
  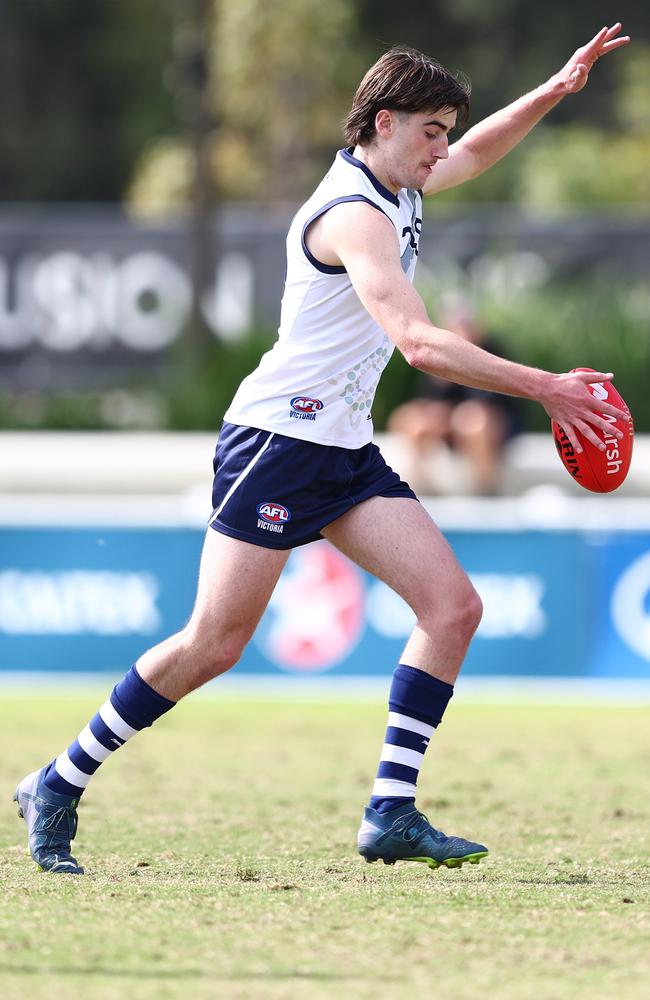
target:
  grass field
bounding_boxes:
[1,693,649,1000]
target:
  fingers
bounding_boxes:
[579,26,608,58]
[597,24,630,54]
[570,375,629,423]
[603,23,630,46]
[559,422,584,454]
[586,26,609,48]
[592,401,629,426]
[582,24,629,59]
[569,412,623,453]
[572,373,630,427]
[602,36,630,53]
[590,410,625,438]
[573,419,606,452]
[571,370,613,383]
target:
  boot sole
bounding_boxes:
[359,849,488,869]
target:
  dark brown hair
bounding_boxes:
[344,46,471,147]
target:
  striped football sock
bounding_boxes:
[369,663,454,814]
[43,665,175,798]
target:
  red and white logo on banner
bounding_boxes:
[256,543,365,672]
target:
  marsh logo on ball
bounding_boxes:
[254,543,365,671]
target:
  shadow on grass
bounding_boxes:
[0,964,375,982]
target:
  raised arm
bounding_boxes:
[423,23,630,196]
[316,201,628,453]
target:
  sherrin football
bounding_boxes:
[551,369,633,493]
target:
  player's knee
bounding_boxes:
[181,624,249,684]
[463,585,483,636]
[423,579,482,641]
[446,587,482,640]
[205,634,247,680]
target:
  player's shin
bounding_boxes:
[368,663,454,814]
[42,664,175,797]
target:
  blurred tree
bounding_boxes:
[615,43,650,133]
[515,127,650,208]
[0,0,647,207]
[357,0,649,125]
[424,125,650,209]
[0,0,176,201]
[210,0,367,199]
[129,0,367,209]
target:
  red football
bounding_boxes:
[551,369,634,493]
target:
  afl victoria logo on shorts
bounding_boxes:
[256,501,291,535]
[289,396,324,421]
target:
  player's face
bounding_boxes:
[385,108,457,190]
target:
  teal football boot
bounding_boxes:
[358,802,488,870]
[14,764,84,874]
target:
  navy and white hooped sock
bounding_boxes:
[43,665,175,798]
[369,663,454,814]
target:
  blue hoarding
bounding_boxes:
[1,524,648,679]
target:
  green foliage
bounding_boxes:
[485,283,650,429]
[130,0,368,209]
[2,697,649,998]
[2,0,649,205]
[429,126,650,208]
[614,43,650,134]
[210,0,367,200]
[515,127,650,208]
[0,0,176,201]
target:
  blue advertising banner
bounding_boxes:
[2,523,647,679]
[0,528,200,673]
[584,533,650,679]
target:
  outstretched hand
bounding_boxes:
[541,370,628,454]
[555,23,630,95]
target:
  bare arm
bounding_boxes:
[424,23,630,196]
[319,201,627,453]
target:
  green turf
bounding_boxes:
[1,694,649,1000]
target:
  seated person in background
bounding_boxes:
[387,299,520,495]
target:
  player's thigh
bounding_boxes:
[189,527,290,640]
[321,495,477,619]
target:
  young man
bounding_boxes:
[15,25,630,874]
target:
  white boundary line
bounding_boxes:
[1,672,649,704]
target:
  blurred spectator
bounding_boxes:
[387,299,520,495]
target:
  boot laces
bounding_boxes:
[41,804,78,843]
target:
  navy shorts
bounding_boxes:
[209,422,417,549]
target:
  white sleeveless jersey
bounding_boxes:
[224,148,422,448]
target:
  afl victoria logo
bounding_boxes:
[290,396,323,414]
[256,502,291,524]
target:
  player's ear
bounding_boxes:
[374,109,395,139]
